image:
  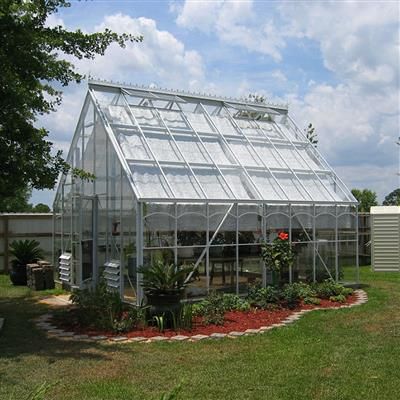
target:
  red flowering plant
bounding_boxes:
[262,231,294,284]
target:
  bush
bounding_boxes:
[247,285,280,308]
[70,280,123,330]
[313,280,353,299]
[280,284,301,309]
[329,294,346,303]
[112,305,147,333]
[193,292,225,325]
[221,294,250,312]
[303,297,321,305]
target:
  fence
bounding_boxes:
[0,213,53,272]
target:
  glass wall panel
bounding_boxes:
[178,249,206,299]
[315,241,336,281]
[239,245,262,294]
[177,205,207,247]
[144,204,175,248]
[265,205,290,242]
[209,246,236,293]
[293,242,314,282]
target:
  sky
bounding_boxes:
[32,0,400,206]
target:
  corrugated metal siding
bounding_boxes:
[372,214,400,271]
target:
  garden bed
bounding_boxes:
[50,293,357,339]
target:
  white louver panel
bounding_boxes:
[371,207,400,272]
[59,253,72,283]
[104,260,121,290]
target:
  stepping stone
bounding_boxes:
[170,335,189,341]
[259,326,274,332]
[110,336,128,342]
[91,335,108,341]
[149,336,169,342]
[74,334,89,340]
[229,331,245,337]
[47,329,65,335]
[244,329,260,335]
[128,337,147,342]
[58,332,75,337]
[0,318,4,333]
[209,332,227,339]
[191,334,209,341]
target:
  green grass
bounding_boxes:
[1,267,400,400]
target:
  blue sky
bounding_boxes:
[32,0,400,206]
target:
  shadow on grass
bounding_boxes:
[0,297,120,363]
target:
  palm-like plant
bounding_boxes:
[138,261,194,296]
[9,239,44,267]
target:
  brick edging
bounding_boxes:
[33,289,368,344]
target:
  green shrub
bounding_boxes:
[70,280,123,330]
[280,284,301,309]
[289,282,317,299]
[195,292,225,325]
[221,294,250,312]
[329,294,346,303]
[313,279,352,299]
[247,285,280,308]
[303,297,321,305]
[112,305,147,333]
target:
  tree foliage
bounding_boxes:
[305,123,318,147]
[0,0,142,200]
[351,188,378,212]
[383,188,400,206]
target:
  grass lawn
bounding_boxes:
[1,268,400,400]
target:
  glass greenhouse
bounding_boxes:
[53,80,359,303]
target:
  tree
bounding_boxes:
[383,188,400,206]
[0,0,142,201]
[32,203,51,213]
[351,189,378,212]
[305,123,318,147]
[0,187,32,213]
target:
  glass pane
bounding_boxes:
[252,142,284,168]
[180,252,206,298]
[175,135,211,164]
[158,109,188,129]
[209,246,236,293]
[194,168,233,199]
[130,163,172,198]
[164,166,203,199]
[130,107,161,128]
[257,120,284,139]
[239,245,262,294]
[203,138,232,165]
[118,129,151,160]
[209,115,239,136]
[249,171,285,200]
[221,169,255,199]
[106,105,132,125]
[228,140,261,167]
[186,111,215,134]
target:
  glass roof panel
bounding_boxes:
[163,166,204,199]
[221,168,256,200]
[251,142,284,169]
[256,121,284,139]
[235,118,264,138]
[174,135,211,164]
[185,112,215,134]
[146,133,182,162]
[228,140,261,167]
[106,105,131,125]
[117,129,151,160]
[129,163,173,198]
[274,172,311,201]
[158,110,188,130]
[193,168,233,199]
[249,171,285,200]
[203,139,232,165]
[209,115,240,136]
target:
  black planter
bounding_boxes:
[9,264,27,286]
[145,291,184,323]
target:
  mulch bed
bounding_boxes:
[51,294,357,339]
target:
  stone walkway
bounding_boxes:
[33,289,368,344]
[38,294,72,307]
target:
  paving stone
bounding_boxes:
[74,334,89,340]
[110,336,128,342]
[47,329,65,335]
[229,331,245,337]
[58,332,75,337]
[91,335,108,341]
[149,336,169,342]
[244,329,260,335]
[271,323,286,328]
[209,332,227,339]
[128,337,147,342]
[259,326,274,331]
[170,335,189,341]
[0,318,4,332]
[191,334,209,341]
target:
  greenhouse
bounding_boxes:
[53,80,359,304]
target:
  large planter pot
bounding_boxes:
[9,263,27,286]
[145,291,184,321]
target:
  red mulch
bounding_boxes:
[51,294,357,339]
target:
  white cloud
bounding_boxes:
[175,0,286,61]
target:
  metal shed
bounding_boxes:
[53,80,359,304]
[371,206,400,272]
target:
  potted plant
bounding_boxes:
[138,261,194,320]
[9,239,44,285]
[261,232,294,286]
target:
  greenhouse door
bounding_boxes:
[80,197,98,285]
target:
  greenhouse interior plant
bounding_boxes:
[9,239,44,285]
